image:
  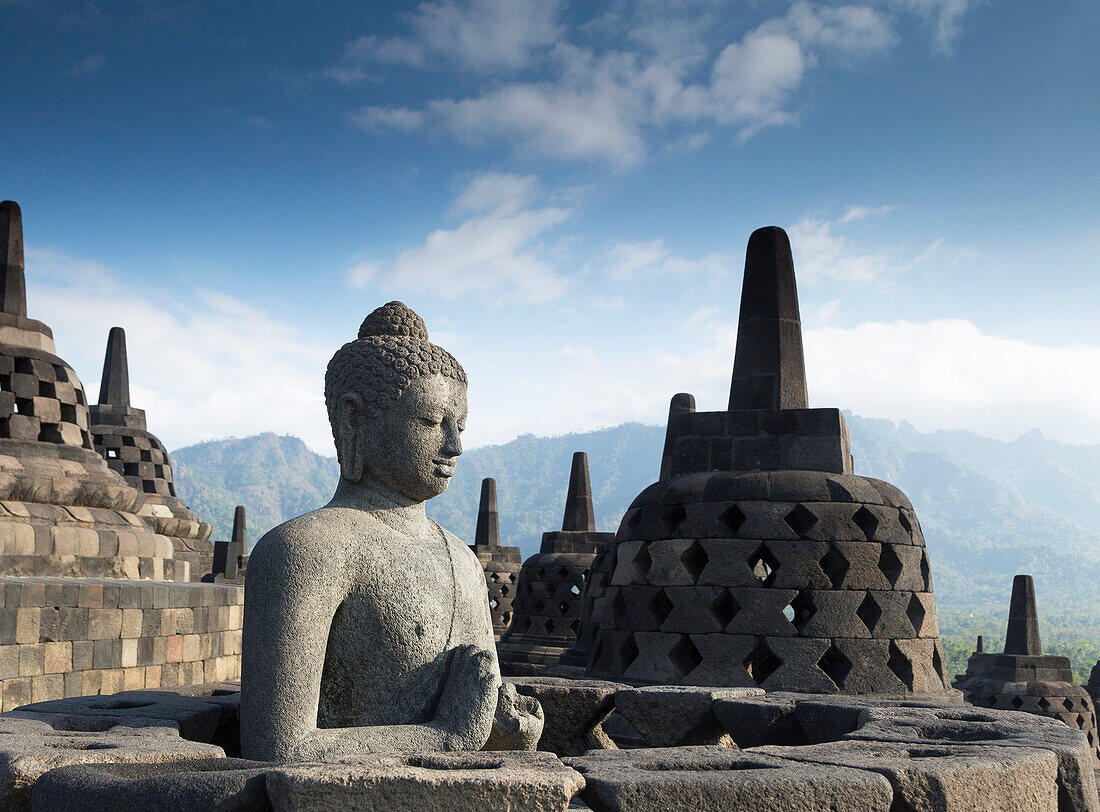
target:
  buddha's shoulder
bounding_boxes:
[248,506,392,572]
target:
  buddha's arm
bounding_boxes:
[241,530,497,761]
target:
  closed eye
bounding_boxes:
[418,416,442,426]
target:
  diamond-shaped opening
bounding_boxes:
[489,572,500,583]
[748,545,780,587]
[899,510,913,536]
[500,585,510,596]
[877,545,904,587]
[787,590,816,632]
[906,594,926,635]
[1011,696,1024,709]
[570,584,582,596]
[611,590,626,623]
[661,503,687,532]
[985,695,998,707]
[852,506,879,540]
[680,540,709,582]
[558,567,571,580]
[743,639,782,685]
[817,644,852,690]
[931,643,945,681]
[668,635,702,678]
[620,634,639,671]
[819,544,849,589]
[887,641,914,689]
[1063,698,1076,712]
[709,590,739,628]
[544,618,555,634]
[501,612,511,625]
[1038,697,1052,711]
[523,617,534,630]
[784,504,818,538]
[489,598,499,609]
[650,590,674,627]
[536,567,547,579]
[532,599,546,613]
[719,504,747,535]
[632,543,653,580]
[625,510,643,533]
[570,619,579,634]
[920,552,931,591]
[857,593,882,634]
[559,601,571,615]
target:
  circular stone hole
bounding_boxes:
[87,699,158,710]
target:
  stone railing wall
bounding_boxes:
[0,576,242,710]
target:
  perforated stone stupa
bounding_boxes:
[954,574,1099,763]
[468,478,522,638]
[90,327,214,579]
[497,452,615,676]
[583,226,952,695]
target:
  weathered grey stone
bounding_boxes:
[711,694,805,748]
[484,683,544,751]
[755,738,1060,811]
[469,478,523,639]
[30,758,272,812]
[508,676,624,756]
[0,714,225,811]
[265,751,583,812]
[1005,574,1042,655]
[242,303,502,761]
[615,685,762,747]
[566,745,893,812]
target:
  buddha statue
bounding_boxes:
[242,302,533,761]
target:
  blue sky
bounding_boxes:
[1,0,1098,454]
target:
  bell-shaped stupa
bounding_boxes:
[583,226,952,695]
[497,452,615,675]
[90,326,214,579]
[468,478,522,638]
[0,201,183,580]
[954,575,1098,763]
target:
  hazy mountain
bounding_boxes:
[170,417,1100,622]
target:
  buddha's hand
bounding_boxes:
[482,682,544,751]
[433,644,499,750]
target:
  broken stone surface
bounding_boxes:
[507,676,624,756]
[265,751,584,812]
[483,683,544,751]
[0,714,225,811]
[30,757,271,812]
[242,303,501,761]
[566,745,894,812]
[614,685,762,747]
[754,738,1060,812]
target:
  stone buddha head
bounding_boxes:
[325,301,468,503]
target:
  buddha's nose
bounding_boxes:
[443,423,462,458]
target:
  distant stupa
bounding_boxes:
[468,478,522,639]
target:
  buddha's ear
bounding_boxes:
[337,393,366,482]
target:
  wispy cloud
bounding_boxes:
[338,0,971,166]
[66,54,105,77]
[345,172,572,304]
[600,239,733,280]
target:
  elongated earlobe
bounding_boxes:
[338,394,366,482]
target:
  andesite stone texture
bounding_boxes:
[468,478,522,638]
[241,302,539,762]
[206,505,249,584]
[954,574,1099,764]
[90,327,214,580]
[497,452,616,676]
[582,227,952,696]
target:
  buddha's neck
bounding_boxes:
[328,476,429,525]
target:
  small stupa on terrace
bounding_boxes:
[468,478,522,639]
[582,226,952,695]
[90,327,214,579]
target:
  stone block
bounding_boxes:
[565,746,893,812]
[507,676,625,756]
[42,642,71,675]
[87,608,123,640]
[615,685,763,747]
[266,751,584,812]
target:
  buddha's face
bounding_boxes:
[349,373,467,503]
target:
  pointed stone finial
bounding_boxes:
[98,327,131,407]
[474,478,500,547]
[976,635,983,653]
[562,452,595,533]
[0,201,27,317]
[1005,574,1042,656]
[660,393,696,480]
[728,226,808,411]
[232,505,247,550]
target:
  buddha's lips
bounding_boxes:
[433,460,457,477]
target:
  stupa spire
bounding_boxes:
[98,327,131,408]
[0,201,27,317]
[728,226,808,411]
[1004,573,1042,655]
[474,478,500,547]
[562,451,595,532]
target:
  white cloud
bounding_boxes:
[346,173,572,303]
[350,106,427,133]
[601,238,734,280]
[890,0,974,54]
[838,204,899,223]
[335,0,563,73]
[24,247,335,454]
[788,215,894,283]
